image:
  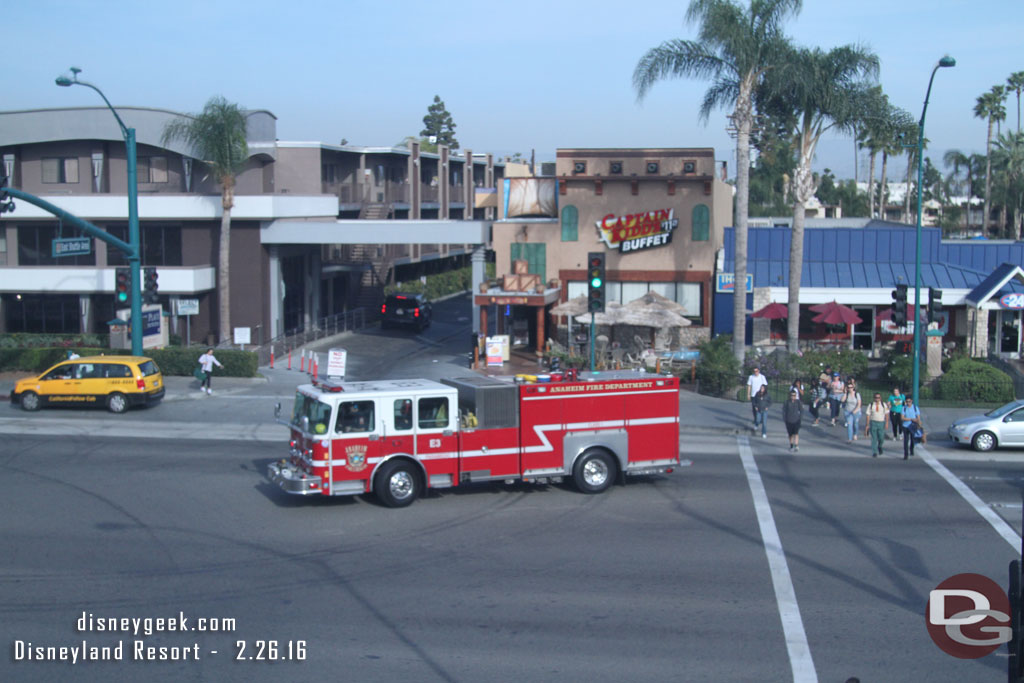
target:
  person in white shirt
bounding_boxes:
[198,348,223,395]
[746,367,768,424]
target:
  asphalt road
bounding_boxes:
[3,295,1024,681]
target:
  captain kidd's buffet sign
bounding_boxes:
[596,209,677,253]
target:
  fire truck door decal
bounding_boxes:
[331,400,381,481]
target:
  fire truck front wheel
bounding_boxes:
[375,460,421,508]
[573,450,617,494]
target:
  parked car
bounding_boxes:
[381,293,432,331]
[948,400,1024,452]
[10,355,165,414]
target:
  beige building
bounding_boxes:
[486,148,732,352]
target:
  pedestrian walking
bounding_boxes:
[746,366,768,424]
[752,385,771,439]
[197,348,223,395]
[864,393,888,457]
[842,380,862,443]
[789,378,803,401]
[902,397,923,460]
[783,389,803,452]
[809,381,828,426]
[828,373,844,426]
[887,387,905,441]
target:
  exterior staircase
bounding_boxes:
[359,202,392,220]
[349,244,391,315]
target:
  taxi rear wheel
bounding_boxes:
[107,392,128,414]
[20,391,40,412]
[375,460,420,508]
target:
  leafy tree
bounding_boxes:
[161,97,249,343]
[760,43,878,352]
[975,85,1007,235]
[420,95,459,150]
[633,0,802,361]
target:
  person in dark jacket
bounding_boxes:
[783,389,803,452]
[752,385,770,438]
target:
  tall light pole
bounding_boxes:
[56,67,142,356]
[912,55,956,406]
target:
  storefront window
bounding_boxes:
[676,283,701,319]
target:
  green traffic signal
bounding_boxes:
[590,277,602,288]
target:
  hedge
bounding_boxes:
[695,335,740,397]
[0,346,259,377]
[932,358,1015,403]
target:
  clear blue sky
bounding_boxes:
[6,0,1022,179]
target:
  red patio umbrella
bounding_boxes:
[811,301,862,326]
[751,302,788,319]
[808,302,832,313]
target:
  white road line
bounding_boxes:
[920,449,1022,552]
[738,436,818,683]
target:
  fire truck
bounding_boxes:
[268,371,681,508]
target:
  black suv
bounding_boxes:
[381,293,432,331]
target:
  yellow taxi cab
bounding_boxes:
[10,355,165,414]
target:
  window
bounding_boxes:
[692,204,710,242]
[106,224,182,266]
[321,164,337,184]
[683,161,696,174]
[609,161,623,175]
[418,396,449,430]
[336,400,375,433]
[677,282,702,319]
[42,157,79,184]
[394,399,413,431]
[646,161,659,174]
[561,205,578,242]
[138,156,168,184]
[104,364,133,378]
[3,293,80,334]
[573,161,587,175]
[509,242,546,282]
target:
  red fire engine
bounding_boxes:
[269,371,681,507]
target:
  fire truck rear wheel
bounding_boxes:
[573,450,616,494]
[375,460,420,508]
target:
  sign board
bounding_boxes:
[233,327,251,345]
[327,348,347,379]
[176,298,199,316]
[1000,293,1024,310]
[112,305,167,349]
[716,273,754,294]
[51,237,92,258]
[485,336,506,366]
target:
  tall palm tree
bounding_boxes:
[991,131,1024,238]
[944,149,974,230]
[900,121,923,224]
[162,97,249,343]
[855,86,890,219]
[975,86,1007,236]
[633,0,802,361]
[1009,71,1024,134]
[759,45,878,353]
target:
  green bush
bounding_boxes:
[933,358,1014,402]
[790,348,868,382]
[696,335,740,398]
[387,265,477,300]
[0,333,109,349]
[885,353,927,390]
[0,346,258,377]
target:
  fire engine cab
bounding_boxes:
[268,371,681,508]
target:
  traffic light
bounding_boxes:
[891,284,908,327]
[143,267,159,305]
[114,267,131,306]
[928,287,943,324]
[586,252,606,313]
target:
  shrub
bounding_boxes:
[696,335,740,398]
[885,353,927,390]
[933,359,1014,403]
[0,346,258,377]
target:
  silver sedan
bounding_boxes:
[948,400,1024,452]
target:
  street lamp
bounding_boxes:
[56,67,142,356]
[912,55,955,406]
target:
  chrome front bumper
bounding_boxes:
[268,461,323,495]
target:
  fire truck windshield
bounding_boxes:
[292,393,332,434]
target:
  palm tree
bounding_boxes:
[1009,71,1024,133]
[633,0,802,361]
[759,45,878,353]
[855,86,891,219]
[901,122,924,224]
[975,86,1007,236]
[944,149,974,230]
[162,97,249,343]
[991,131,1024,238]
